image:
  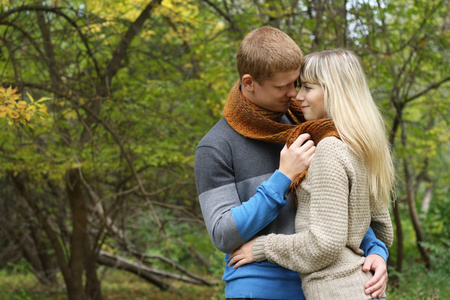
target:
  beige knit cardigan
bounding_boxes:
[253,137,394,300]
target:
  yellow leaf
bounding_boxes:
[6,86,13,96]
[27,92,35,103]
[9,111,19,119]
[37,97,52,103]
[23,113,32,121]
[17,101,27,109]
[26,106,37,113]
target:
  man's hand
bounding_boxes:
[228,238,256,269]
[363,254,388,298]
[279,133,315,180]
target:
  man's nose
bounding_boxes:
[287,83,298,98]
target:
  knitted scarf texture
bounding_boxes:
[223,81,340,201]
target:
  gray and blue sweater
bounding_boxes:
[194,116,388,300]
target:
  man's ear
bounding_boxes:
[241,74,255,92]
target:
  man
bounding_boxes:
[195,26,388,300]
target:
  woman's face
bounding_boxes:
[295,82,326,121]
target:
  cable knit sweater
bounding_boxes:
[252,137,394,300]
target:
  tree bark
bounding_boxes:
[97,250,170,290]
[388,110,403,274]
[66,168,88,300]
[400,120,431,269]
[391,199,403,274]
[10,174,75,296]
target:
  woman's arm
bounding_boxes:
[230,137,349,273]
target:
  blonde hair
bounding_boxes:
[237,26,303,83]
[300,49,395,209]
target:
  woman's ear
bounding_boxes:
[241,74,255,92]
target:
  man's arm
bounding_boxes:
[360,227,391,298]
[362,209,394,298]
[195,145,287,254]
[363,254,388,298]
[195,133,314,253]
[360,227,389,262]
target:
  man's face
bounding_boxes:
[248,68,300,113]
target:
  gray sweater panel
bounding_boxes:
[195,117,296,253]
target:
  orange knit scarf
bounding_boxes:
[223,81,340,201]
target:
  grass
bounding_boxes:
[385,262,449,300]
[0,269,225,300]
[0,263,448,299]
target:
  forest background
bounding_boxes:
[0,0,448,299]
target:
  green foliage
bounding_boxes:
[387,261,449,299]
[423,190,450,275]
[1,266,448,299]
[3,259,30,275]
[0,0,448,298]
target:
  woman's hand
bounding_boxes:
[228,238,257,269]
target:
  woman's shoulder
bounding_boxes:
[316,136,346,152]
[313,136,355,166]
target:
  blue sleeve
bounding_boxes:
[360,226,389,262]
[231,170,291,241]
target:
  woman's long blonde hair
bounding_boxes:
[301,49,395,209]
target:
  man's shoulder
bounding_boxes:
[197,117,241,148]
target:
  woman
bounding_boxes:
[228,49,395,300]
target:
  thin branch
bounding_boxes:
[200,0,236,28]
[100,0,162,95]
[404,76,450,104]
[81,104,165,237]
[0,5,101,77]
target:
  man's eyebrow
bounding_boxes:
[275,80,296,87]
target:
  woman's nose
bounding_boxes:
[295,90,304,101]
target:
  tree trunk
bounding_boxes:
[66,168,89,300]
[10,174,76,297]
[400,120,431,269]
[84,237,103,300]
[28,221,58,284]
[388,199,403,287]
[388,111,403,276]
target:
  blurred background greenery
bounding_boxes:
[0,0,448,299]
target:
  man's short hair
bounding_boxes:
[237,26,304,83]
